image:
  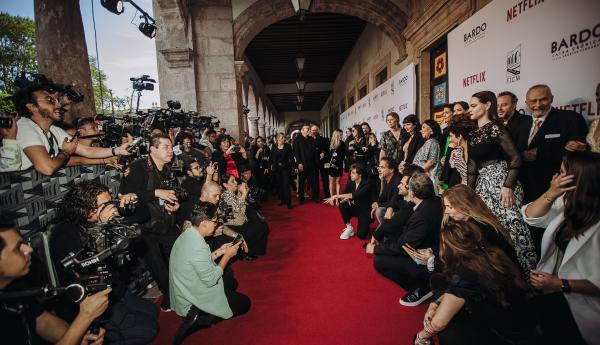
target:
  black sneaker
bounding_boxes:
[399,288,432,307]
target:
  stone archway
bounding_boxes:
[233,0,409,62]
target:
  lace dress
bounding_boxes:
[467,122,537,273]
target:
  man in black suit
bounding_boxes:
[311,125,331,198]
[497,91,531,153]
[370,172,443,307]
[519,84,588,203]
[293,125,320,203]
[324,163,373,240]
[371,157,402,227]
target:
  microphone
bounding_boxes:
[0,283,85,303]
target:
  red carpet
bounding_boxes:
[151,180,427,344]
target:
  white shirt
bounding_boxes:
[16,117,71,170]
[522,197,600,345]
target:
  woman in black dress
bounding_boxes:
[466,91,536,273]
[400,114,425,168]
[269,133,295,208]
[327,129,346,196]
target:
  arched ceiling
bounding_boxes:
[245,13,366,112]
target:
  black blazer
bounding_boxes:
[504,112,532,153]
[314,135,330,164]
[343,178,373,211]
[374,196,443,256]
[269,143,295,171]
[293,135,319,168]
[520,108,587,202]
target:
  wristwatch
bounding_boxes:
[561,279,571,293]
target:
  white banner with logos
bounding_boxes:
[340,63,416,138]
[448,0,600,120]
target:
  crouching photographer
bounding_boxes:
[49,181,159,345]
[119,133,183,312]
[0,215,110,345]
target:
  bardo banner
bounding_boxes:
[339,63,416,138]
[448,0,600,120]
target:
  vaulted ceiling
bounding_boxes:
[244,13,366,112]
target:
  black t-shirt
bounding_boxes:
[0,278,45,345]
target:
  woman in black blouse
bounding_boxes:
[466,91,537,273]
[269,133,295,208]
[348,124,368,166]
[400,114,425,168]
[413,220,534,345]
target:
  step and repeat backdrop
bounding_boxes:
[340,63,416,137]
[448,0,600,120]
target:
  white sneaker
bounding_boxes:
[340,227,355,240]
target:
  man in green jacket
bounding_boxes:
[169,201,250,320]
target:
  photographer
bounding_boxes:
[198,128,217,153]
[50,181,158,345]
[0,112,21,172]
[178,160,217,225]
[220,174,269,258]
[177,132,209,167]
[169,202,250,326]
[0,215,110,345]
[212,135,248,178]
[12,85,131,175]
[119,133,180,312]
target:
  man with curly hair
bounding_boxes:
[49,180,159,345]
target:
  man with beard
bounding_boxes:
[12,85,130,175]
[497,91,530,153]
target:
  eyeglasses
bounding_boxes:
[35,95,60,105]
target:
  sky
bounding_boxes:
[0,0,160,109]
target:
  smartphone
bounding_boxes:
[231,234,243,245]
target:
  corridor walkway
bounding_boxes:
[151,188,427,344]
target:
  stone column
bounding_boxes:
[248,116,259,138]
[258,121,266,138]
[265,124,271,137]
[34,0,95,123]
[191,0,243,140]
[234,61,249,135]
[154,0,197,111]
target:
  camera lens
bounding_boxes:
[0,116,13,129]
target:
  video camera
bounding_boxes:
[130,75,156,92]
[14,71,85,104]
[60,216,142,294]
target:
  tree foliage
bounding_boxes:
[0,12,37,94]
[89,55,130,114]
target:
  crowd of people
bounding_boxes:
[319,83,599,345]
[0,78,599,345]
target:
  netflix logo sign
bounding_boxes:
[462,71,486,88]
